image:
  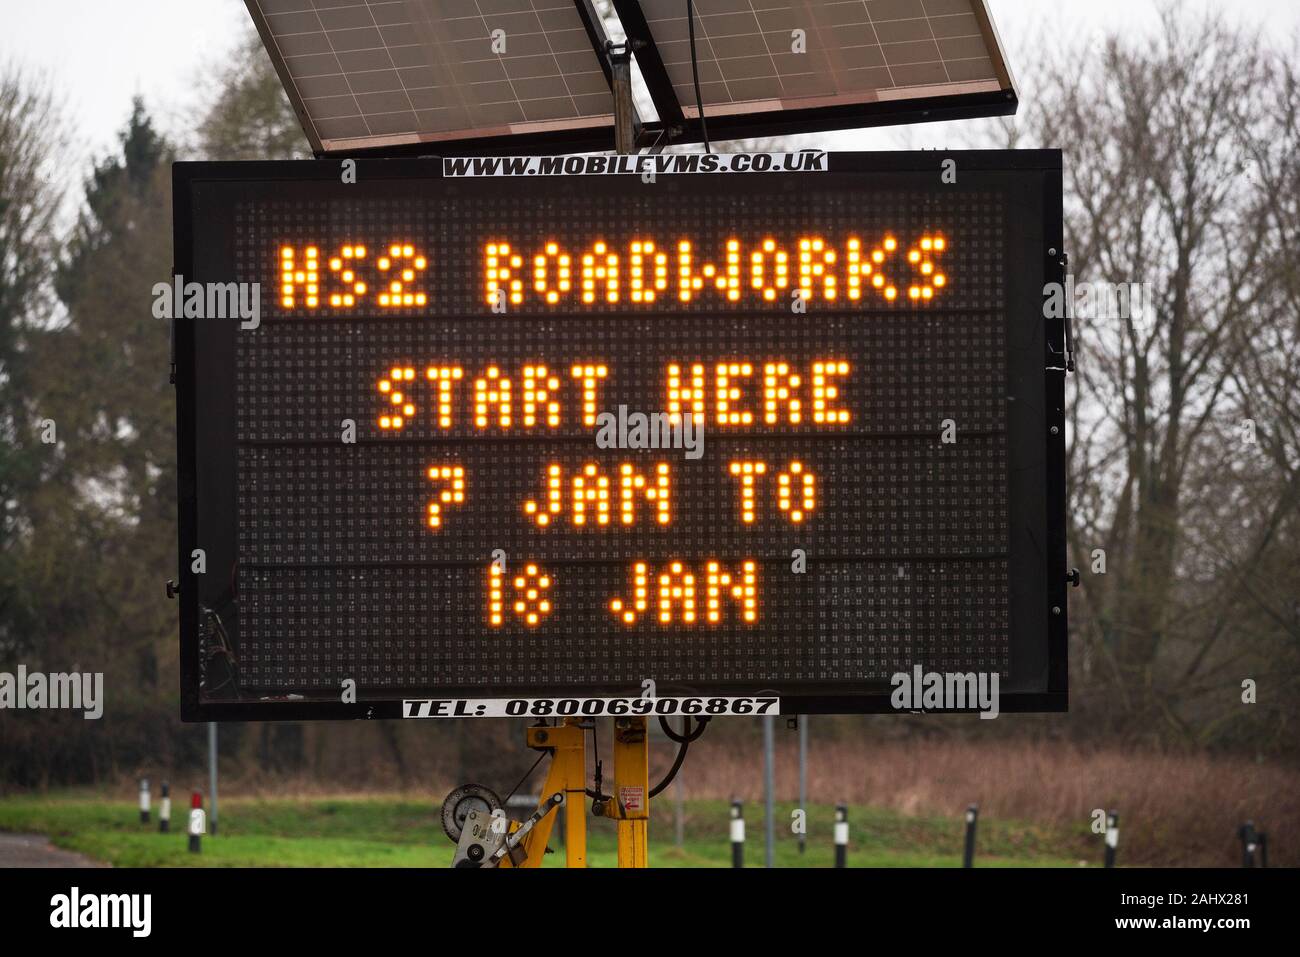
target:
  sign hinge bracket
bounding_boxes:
[1045,248,1076,371]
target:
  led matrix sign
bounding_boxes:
[174,151,1067,720]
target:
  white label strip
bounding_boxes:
[443,153,827,177]
[403,695,780,718]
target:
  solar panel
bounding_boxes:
[245,0,1016,154]
[626,0,1013,137]
[245,0,619,154]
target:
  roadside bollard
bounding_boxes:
[834,805,849,868]
[139,777,150,824]
[730,800,744,868]
[963,804,978,868]
[159,781,171,833]
[1238,821,1258,868]
[189,791,206,854]
[1104,810,1119,868]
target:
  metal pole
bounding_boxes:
[611,716,649,867]
[208,722,219,836]
[762,713,775,868]
[798,715,807,854]
[963,804,978,868]
[607,41,637,155]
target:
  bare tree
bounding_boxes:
[0,66,65,659]
[1000,12,1299,742]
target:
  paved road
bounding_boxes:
[0,834,105,868]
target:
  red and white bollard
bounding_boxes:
[188,790,206,854]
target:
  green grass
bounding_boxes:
[0,794,1093,868]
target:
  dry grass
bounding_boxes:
[670,736,1297,866]
[44,722,1294,868]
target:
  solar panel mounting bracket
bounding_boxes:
[606,40,640,154]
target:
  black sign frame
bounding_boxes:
[173,151,1067,721]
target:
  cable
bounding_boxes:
[584,720,611,801]
[686,0,711,153]
[649,716,709,797]
[202,607,242,698]
[659,714,709,743]
[503,751,547,803]
[649,738,690,798]
[583,715,710,800]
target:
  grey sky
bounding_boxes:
[2,0,1297,171]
